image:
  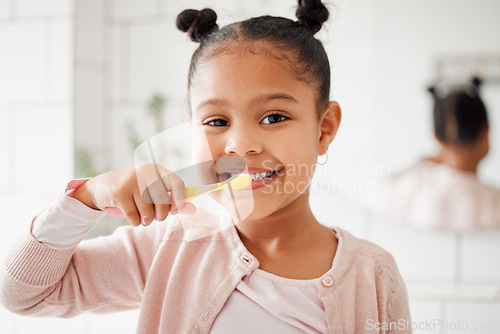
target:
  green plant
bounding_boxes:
[127,93,167,152]
[148,93,166,134]
[75,148,100,178]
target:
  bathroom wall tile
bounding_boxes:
[0,111,10,189]
[85,309,140,333]
[407,282,499,302]
[310,192,366,239]
[75,68,104,148]
[128,21,195,101]
[108,97,191,170]
[47,19,73,101]
[233,0,293,20]
[408,300,442,334]
[0,22,46,102]
[461,229,500,281]
[109,106,155,169]
[478,85,500,186]
[0,191,61,257]
[12,107,73,190]
[445,302,500,334]
[110,0,156,19]
[0,0,12,19]
[163,0,238,20]
[15,0,73,17]
[162,0,294,24]
[368,215,456,281]
[11,315,86,334]
[109,25,126,101]
[0,308,16,334]
[74,67,107,173]
[75,0,104,63]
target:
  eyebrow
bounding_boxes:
[196,93,298,111]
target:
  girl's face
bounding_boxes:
[189,45,333,221]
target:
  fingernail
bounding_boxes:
[179,201,193,215]
[141,216,147,226]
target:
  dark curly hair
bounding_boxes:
[176,0,331,116]
[428,77,488,145]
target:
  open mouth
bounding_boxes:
[216,169,283,183]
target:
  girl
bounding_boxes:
[362,77,499,231]
[1,1,411,333]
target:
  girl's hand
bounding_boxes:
[69,164,196,226]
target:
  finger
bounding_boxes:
[133,192,156,226]
[115,195,141,227]
[154,204,171,221]
[145,178,171,205]
[145,178,172,221]
[179,201,197,215]
[135,163,170,203]
[163,172,186,214]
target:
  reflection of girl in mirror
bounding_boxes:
[1,1,411,333]
[364,77,500,231]
[425,77,489,172]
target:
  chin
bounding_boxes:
[209,192,255,221]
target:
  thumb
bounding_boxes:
[178,201,197,215]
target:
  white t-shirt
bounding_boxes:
[211,268,327,333]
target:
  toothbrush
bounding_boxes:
[105,173,252,218]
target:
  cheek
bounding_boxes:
[286,126,320,161]
[280,126,319,181]
[279,150,317,183]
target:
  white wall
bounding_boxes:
[0,0,76,332]
[0,1,74,275]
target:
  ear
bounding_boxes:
[318,101,342,155]
[482,124,490,140]
[479,124,490,149]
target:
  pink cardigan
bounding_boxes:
[0,207,411,333]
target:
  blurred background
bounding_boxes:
[1,0,499,333]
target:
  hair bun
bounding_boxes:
[427,86,438,99]
[471,76,482,88]
[296,0,329,34]
[467,76,482,97]
[176,8,218,42]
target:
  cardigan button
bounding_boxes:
[240,253,252,265]
[321,275,334,287]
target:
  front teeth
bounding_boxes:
[250,171,274,181]
[230,171,274,181]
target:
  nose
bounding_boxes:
[224,125,263,156]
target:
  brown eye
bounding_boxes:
[261,114,288,125]
[205,119,230,127]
